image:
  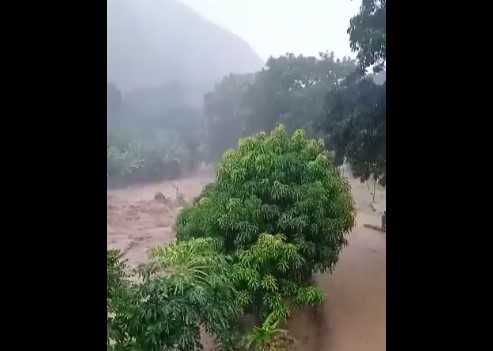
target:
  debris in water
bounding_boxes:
[154,192,166,201]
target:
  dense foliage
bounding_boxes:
[107,239,242,351]
[176,126,355,322]
[106,80,206,187]
[107,236,311,351]
[322,74,386,183]
[107,78,205,188]
[178,125,355,271]
[106,132,186,187]
[320,0,386,183]
[240,311,294,351]
[242,53,355,135]
[231,233,326,321]
[203,53,356,161]
[348,0,386,73]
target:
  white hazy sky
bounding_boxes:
[179,0,361,61]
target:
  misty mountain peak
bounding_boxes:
[107,0,264,91]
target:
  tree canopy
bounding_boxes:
[348,0,386,73]
[203,53,356,161]
[177,125,355,278]
[176,125,355,326]
[323,74,386,182]
[320,0,386,183]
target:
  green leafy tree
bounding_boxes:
[322,75,386,182]
[348,0,386,73]
[107,239,242,351]
[320,0,386,183]
[243,53,356,135]
[203,54,356,161]
[177,125,355,278]
[203,73,254,162]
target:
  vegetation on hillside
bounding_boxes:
[106,82,204,187]
[106,132,188,187]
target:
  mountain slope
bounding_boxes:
[107,0,264,91]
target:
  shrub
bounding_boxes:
[106,239,242,351]
[176,125,356,278]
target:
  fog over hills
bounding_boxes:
[107,0,265,92]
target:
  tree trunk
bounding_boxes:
[366,181,370,190]
[372,179,377,202]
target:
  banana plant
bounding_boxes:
[107,145,144,177]
[241,312,290,351]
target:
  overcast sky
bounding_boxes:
[179,0,361,61]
